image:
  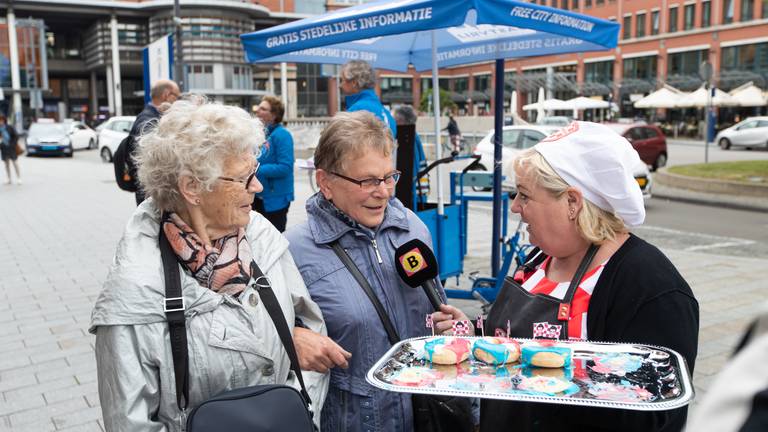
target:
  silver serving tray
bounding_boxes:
[365,336,694,411]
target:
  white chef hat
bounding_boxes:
[533,121,646,227]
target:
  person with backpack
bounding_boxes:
[0,114,21,185]
[115,79,180,205]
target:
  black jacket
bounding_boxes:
[128,104,160,203]
[481,234,700,432]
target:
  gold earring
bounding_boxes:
[195,199,201,205]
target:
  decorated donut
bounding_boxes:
[520,341,573,368]
[391,367,442,387]
[472,337,521,365]
[515,375,574,395]
[422,337,472,365]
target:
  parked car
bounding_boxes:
[715,116,768,150]
[96,116,136,162]
[474,124,653,199]
[25,119,97,157]
[604,122,668,171]
[537,116,572,127]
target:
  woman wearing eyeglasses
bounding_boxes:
[90,97,330,431]
[286,111,446,432]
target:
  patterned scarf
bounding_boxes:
[162,212,252,297]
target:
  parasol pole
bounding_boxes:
[491,58,504,277]
[431,30,443,215]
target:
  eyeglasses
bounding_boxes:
[218,162,260,189]
[331,170,401,192]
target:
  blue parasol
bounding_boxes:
[241,0,619,276]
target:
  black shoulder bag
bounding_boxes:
[331,241,473,432]
[160,227,317,432]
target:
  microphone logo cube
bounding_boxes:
[399,248,427,277]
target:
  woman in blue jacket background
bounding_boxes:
[253,95,294,232]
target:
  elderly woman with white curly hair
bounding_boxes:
[90,97,330,431]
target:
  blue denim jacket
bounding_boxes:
[285,193,443,432]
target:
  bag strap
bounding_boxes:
[160,219,314,419]
[159,223,190,411]
[330,241,401,345]
[249,261,314,414]
[558,243,600,339]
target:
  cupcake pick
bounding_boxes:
[477,315,484,337]
[426,313,434,336]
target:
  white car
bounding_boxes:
[25,120,97,157]
[473,125,653,199]
[715,116,768,150]
[473,125,561,191]
[97,116,136,162]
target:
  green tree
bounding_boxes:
[419,88,457,114]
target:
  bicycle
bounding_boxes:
[441,136,471,156]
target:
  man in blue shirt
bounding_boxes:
[340,60,397,138]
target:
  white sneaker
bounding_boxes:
[3,180,10,185]
[15,178,22,185]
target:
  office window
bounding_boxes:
[623,56,657,80]
[623,15,632,39]
[585,60,614,83]
[668,7,678,32]
[701,1,711,27]
[585,0,592,6]
[636,13,646,37]
[596,0,604,6]
[722,0,734,23]
[668,49,707,75]
[741,0,754,21]
[651,10,660,35]
[684,4,695,30]
[571,0,579,9]
[763,0,768,19]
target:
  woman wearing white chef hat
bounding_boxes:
[433,121,699,432]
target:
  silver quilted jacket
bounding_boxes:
[90,199,329,431]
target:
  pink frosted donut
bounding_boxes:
[423,337,472,365]
[472,337,521,365]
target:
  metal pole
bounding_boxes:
[174,0,184,91]
[704,84,711,163]
[7,7,23,130]
[431,30,443,215]
[110,15,123,116]
[491,59,504,277]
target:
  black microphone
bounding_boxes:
[394,239,443,311]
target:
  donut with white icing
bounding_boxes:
[422,337,472,365]
[472,337,521,365]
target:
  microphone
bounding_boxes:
[394,239,443,311]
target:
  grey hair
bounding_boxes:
[511,148,627,244]
[135,95,264,211]
[314,111,394,174]
[394,105,418,124]
[341,60,376,90]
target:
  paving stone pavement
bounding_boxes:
[1,150,766,430]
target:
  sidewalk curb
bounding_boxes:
[653,169,768,211]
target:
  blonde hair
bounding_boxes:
[314,111,394,174]
[512,148,627,244]
[135,95,264,211]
